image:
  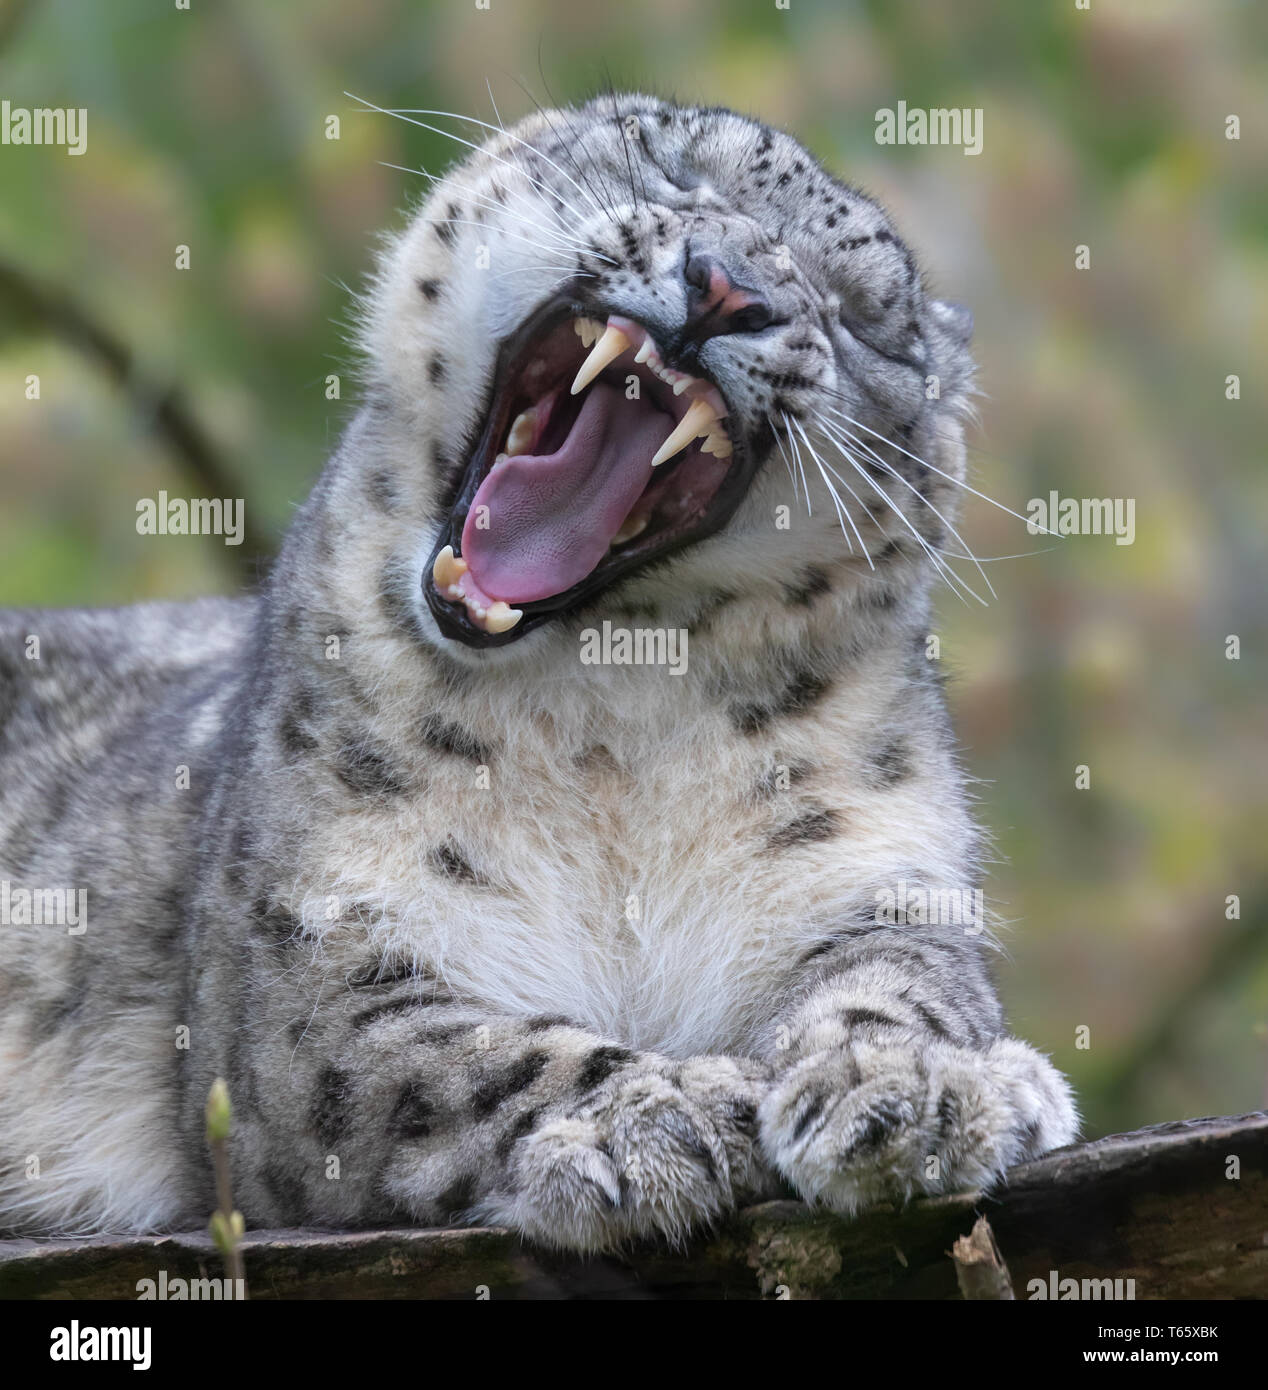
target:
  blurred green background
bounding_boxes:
[1,0,1265,1139]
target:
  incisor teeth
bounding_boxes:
[651,398,722,467]
[505,408,536,456]
[571,324,631,395]
[432,544,468,589]
[484,601,523,634]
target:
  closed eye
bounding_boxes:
[836,311,925,373]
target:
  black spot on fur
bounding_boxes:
[576,1045,635,1093]
[335,738,408,798]
[907,997,955,1042]
[435,205,460,248]
[351,996,423,1030]
[419,714,491,764]
[346,954,421,989]
[387,1080,436,1139]
[414,1022,471,1046]
[576,743,621,776]
[417,277,441,301]
[311,1066,348,1147]
[730,669,831,736]
[366,468,400,514]
[840,1007,902,1034]
[279,691,319,757]
[249,894,300,947]
[727,1098,759,1136]
[262,1163,308,1224]
[495,1106,543,1159]
[428,354,446,386]
[766,805,840,850]
[686,587,738,638]
[793,1091,828,1142]
[862,584,900,610]
[868,738,912,788]
[936,1091,962,1141]
[473,1051,549,1117]
[842,1098,908,1158]
[525,1014,574,1033]
[430,839,486,886]
[379,564,423,643]
[435,1173,478,1217]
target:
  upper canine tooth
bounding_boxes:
[571,324,631,395]
[505,407,537,455]
[651,398,720,467]
[484,601,523,634]
[432,544,468,590]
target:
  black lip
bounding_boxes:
[424,291,758,649]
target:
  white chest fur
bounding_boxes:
[300,655,969,1058]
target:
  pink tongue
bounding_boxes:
[462,382,666,604]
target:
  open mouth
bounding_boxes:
[424,299,754,647]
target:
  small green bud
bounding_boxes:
[205,1078,231,1142]
[210,1209,233,1255]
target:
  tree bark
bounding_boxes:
[2,1111,1264,1300]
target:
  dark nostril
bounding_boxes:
[684,253,714,295]
[732,301,773,334]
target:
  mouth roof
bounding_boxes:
[428,307,739,645]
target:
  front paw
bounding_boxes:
[758,1035,1077,1213]
[479,1054,776,1251]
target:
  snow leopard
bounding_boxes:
[0,93,1077,1250]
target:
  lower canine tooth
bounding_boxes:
[484,601,523,634]
[432,544,468,589]
[611,515,648,545]
[651,397,720,467]
[506,408,536,455]
[571,323,631,395]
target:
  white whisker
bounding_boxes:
[817,413,996,601]
[820,400,1055,536]
[780,411,813,517]
[382,104,612,223]
[347,93,598,234]
[789,414,870,566]
[417,216,612,267]
[765,412,799,500]
[812,412,988,605]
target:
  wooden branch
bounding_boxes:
[0,258,273,572]
[950,1215,1014,1299]
[1,1111,1264,1300]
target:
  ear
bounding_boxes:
[929,299,974,345]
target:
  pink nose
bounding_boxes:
[683,253,772,338]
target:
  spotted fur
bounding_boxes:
[0,95,1075,1247]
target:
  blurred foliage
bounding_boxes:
[0,0,1265,1138]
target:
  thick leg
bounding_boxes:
[757,924,1077,1211]
[228,970,773,1252]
